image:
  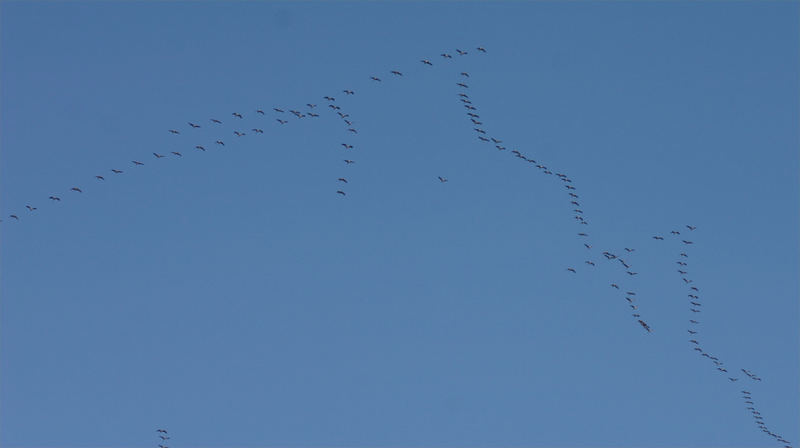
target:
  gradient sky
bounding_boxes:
[1,1,798,447]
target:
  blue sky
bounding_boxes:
[1,1,798,447]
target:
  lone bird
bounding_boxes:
[344,159,355,164]
[438,176,448,183]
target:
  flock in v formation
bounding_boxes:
[2,46,793,448]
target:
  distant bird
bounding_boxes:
[153,152,165,158]
[688,330,698,334]
[337,178,348,183]
[9,214,19,220]
[461,72,469,77]
[584,243,591,249]
[188,122,200,128]
[323,96,335,101]
[159,435,170,440]
[441,53,452,58]
[232,112,243,118]
[171,151,182,157]
[49,196,61,201]
[578,233,588,237]
[341,143,354,149]
[611,284,619,289]
[252,128,264,133]
[567,268,576,273]
[308,112,319,117]
[211,118,222,124]
[343,89,355,95]
[680,253,688,257]
[276,119,288,124]
[682,240,693,245]
[95,175,105,180]
[438,176,448,183]
[686,225,697,230]
[585,261,595,266]
[421,59,433,66]
[638,320,652,332]
[336,190,346,196]
[370,76,381,82]
[690,320,699,324]
[256,109,265,115]
[391,70,403,76]
[215,140,225,146]
[234,131,245,136]
[456,49,468,55]
[25,205,37,211]
[625,248,635,252]
[111,169,123,174]
[491,138,502,144]
[157,429,168,434]
[347,128,358,134]
[168,129,180,134]
[477,46,487,52]
[457,83,469,88]
[344,159,355,164]
[71,187,82,193]
[653,236,664,240]
[132,160,144,166]
[671,230,680,235]
[307,103,317,109]
[627,271,638,276]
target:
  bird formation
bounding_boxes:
[156,428,169,448]
[1,44,794,448]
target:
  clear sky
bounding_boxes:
[1,1,798,447]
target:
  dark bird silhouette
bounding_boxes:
[567,268,576,273]
[71,187,82,193]
[687,225,697,230]
[188,122,200,128]
[671,230,680,235]
[336,190,346,196]
[252,128,264,133]
[341,143,354,149]
[276,119,288,124]
[421,59,433,66]
[324,96,335,101]
[157,429,168,434]
[457,83,469,88]
[9,214,19,220]
[211,119,222,124]
[153,153,165,158]
[586,261,595,266]
[232,112,243,118]
[688,330,698,334]
[344,159,355,164]
[438,176,448,183]
[215,140,225,146]
[638,320,652,332]
[477,46,487,52]
[625,248,635,252]
[348,128,358,134]
[370,76,381,82]
[461,72,470,77]
[682,240,693,245]
[132,161,144,166]
[25,205,37,211]
[391,70,403,76]
[111,169,123,174]
[168,129,180,134]
[653,236,665,240]
[49,196,61,201]
[256,109,265,115]
[456,49,468,55]
[343,89,355,95]
[338,178,348,183]
[234,131,245,136]
[578,233,588,237]
[441,53,452,58]
[611,284,620,289]
[95,175,105,180]
[171,152,182,157]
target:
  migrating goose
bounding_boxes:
[337,178,348,183]
[49,196,61,201]
[153,153,165,158]
[71,187,82,193]
[232,112,243,118]
[256,109,265,115]
[391,70,403,76]
[421,59,433,66]
[477,46,487,52]
[171,151,182,157]
[215,140,225,146]
[25,205,37,211]
[438,176,448,183]
[210,118,222,124]
[95,175,105,180]
[370,76,381,82]
[567,268,576,273]
[111,169,123,174]
[132,160,144,166]
[168,129,180,134]
[336,190,346,196]
[344,159,355,164]
[188,122,201,128]
[456,49,468,55]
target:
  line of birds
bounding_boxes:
[2,44,793,448]
[451,71,792,448]
[156,428,169,448]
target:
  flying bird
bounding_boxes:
[232,112,243,118]
[336,190,346,196]
[421,59,433,66]
[49,196,61,201]
[153,153,165,158]
[256,109,265,115]
[686,225,697,230]
[215,140,225,146]
[438,176,448,183]
[188,122,200,128]
[477,46,487,52]
[344,159,355,164]
[9,214,19,220]
[111,169,123,174]
[567,268,576,273]
[132,160,144,166]
[95,175,105,180]
[337,178,348,183]
[171,152,182,157]
[210,118,222,124]
[25,205,37,211]
[456,49,467,55]
[71,187,82,193]
[370,76,381,82]
[168,129,180,134]
[461,72,469,77]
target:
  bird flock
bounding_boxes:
[1,46,794,448]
